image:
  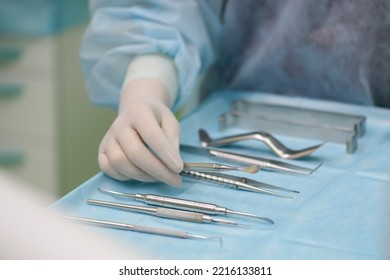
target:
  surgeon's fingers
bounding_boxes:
[103,139,158,183]
[160,107,181,153]
[98,152,129,181]
[98,129,158,182]
[117,127,182,187]
[131,103,183,173]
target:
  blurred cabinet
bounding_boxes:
[0,37,59,197]
[0,23,116,200]
[57,26,116,197]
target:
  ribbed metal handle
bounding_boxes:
[144,194,225,215]
[210,149,267,168]
[130,225,188,238]
[181,170,251,191]
[156,208,207,223]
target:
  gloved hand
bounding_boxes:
[98,77,183,187]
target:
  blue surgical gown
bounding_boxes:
[80,0,390,112]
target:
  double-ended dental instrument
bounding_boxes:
[64,216,221,242]
[98,188,274,224]
[87,199,243,226]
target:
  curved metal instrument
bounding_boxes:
[199,129,323,159]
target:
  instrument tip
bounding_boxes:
[187,234,223,247]
[97,188,136,198]
[241,164,260,174]
[198,129,212,147]
[98,187,120,196]
[262,217,275,225]
[212,217,251,227]
[226,209,275,225]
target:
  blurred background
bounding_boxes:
[0,0,116,202]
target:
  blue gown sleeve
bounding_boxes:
[80,0,222,111]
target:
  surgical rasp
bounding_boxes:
[98,188,274,224]
[64,216,221,242]
[87,199,241,226]
[180,144,321,175]
[181,170,293,199]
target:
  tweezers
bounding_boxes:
[207,172,299,194]
[181,170,294,199]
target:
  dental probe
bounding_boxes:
[87,199,243,226]
[98,188,274,224]
[64,216,221,242]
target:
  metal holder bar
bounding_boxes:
[232,99,366,136]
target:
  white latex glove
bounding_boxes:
[98,77,183,187]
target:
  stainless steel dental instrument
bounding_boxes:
[180,144,321,175]
[64,216,221,241]
[200,172,299,194]
[87,199,241,226]
[232,99,366,136]
[181,170,293,199]
[98,188,274,224]
[219,110,358,153]
[240,176,298,193]
[183,162,259,174]
[199,129,323,159]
